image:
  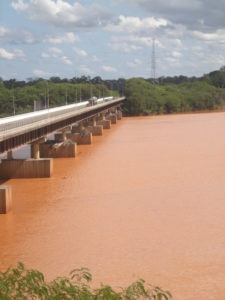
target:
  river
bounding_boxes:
[0,112,225,299]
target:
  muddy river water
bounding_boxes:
[0,112,225,299]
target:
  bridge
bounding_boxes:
[0,96,125,213]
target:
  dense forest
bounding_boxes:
[0,66,224,117]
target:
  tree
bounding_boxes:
[208,66,225,88]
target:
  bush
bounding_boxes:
[0,262,172,299]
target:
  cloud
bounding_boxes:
[172,50,182,58]
[45,32,79,44]
[0,48,14,60]
[127,58,142,68]
[80,65,93,75]
[109,36,142,53]
[191,28,225,44]
[61,55,72,65]
[107,15,168,34]
[102,65,117,73]
[0,26,10,38]
[11,0,28,10]
[32,69,51,78]
[11,0,114,30]
[73,47,87,57]
[0,47,25,60]
[92,55,101,62]
[41,47,72,65]
[0,24,79,45]
[48,47,63,56]
[125,0,225,30]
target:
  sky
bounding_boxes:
[0,0,225,80]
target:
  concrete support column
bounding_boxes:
[92,117,97,126]
[62,130,67,142]
[7,150,13,160]
[101,112,106,120]
[31,142,40,159]
[79,121,85,131]
[117,109,122,120]
[0,185,12,214]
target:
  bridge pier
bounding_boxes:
[106,113,117,124]
[86,117,103,136]
[56,132,92,145]
[0,185,12,214]
[7,150,13,160]
[117,109,122,120]
[0,159,53,179]
[39,141,77,158]
[31,142,40,159]
[97,113,111,129]
[56,123,92,145]
[0,138,53,179]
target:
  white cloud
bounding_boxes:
[41,47,72,65]
[61,55,72,65]
[108,15,168,34]
[126,0,225,30]
[127,58,142,68]
[73,47,87,57]
[109,36,142,53]
[192,29,225,44]
[11,0,28,10]
[0,48,14,60]
[41,52,50,58]
[0,26,10,38]
[32,69,51,78]
[0,47,25,60]
[172,50,182,58]
[49,47,63,57]
[80,65,92,75]
[45,32,79,44]
[11,0,113,30]
[92,55,101,62]
[102,65,117,73]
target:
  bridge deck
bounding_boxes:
[0,97,125,154]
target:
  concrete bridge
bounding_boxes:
[0,96,125,213]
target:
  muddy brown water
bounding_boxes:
[0,112,225,300]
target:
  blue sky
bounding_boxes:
[0,0,224,80]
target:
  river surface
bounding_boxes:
[0,112,225,299]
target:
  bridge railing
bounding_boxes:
[0,97,125,139]
[0,97,118,133]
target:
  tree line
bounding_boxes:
[0,66,224,117]
[124,66,225,115]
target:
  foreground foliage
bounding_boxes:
[0,262,172,299]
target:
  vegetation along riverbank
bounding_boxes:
[0,66,224,117]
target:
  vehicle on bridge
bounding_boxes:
[88,97,98,106]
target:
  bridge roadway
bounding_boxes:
[0,96,125,154]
